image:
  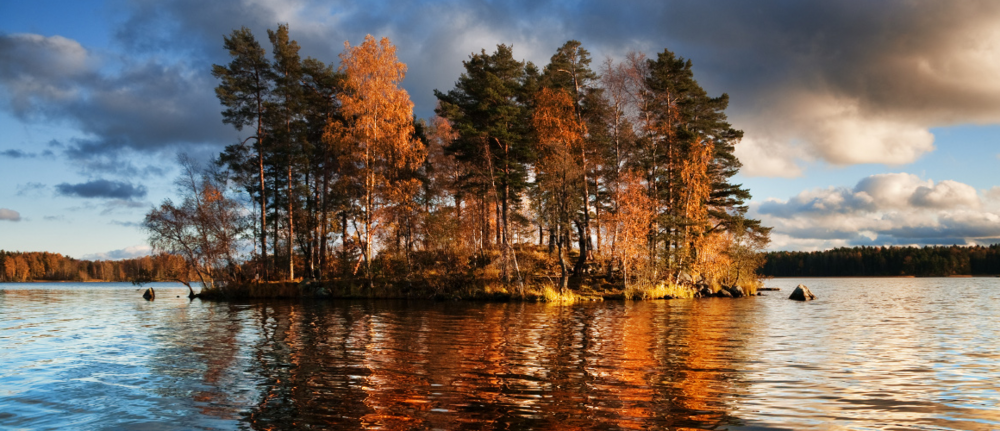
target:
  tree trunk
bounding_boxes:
[287,163,295,280]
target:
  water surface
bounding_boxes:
[1,278,998,430]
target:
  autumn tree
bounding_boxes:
[597,57,639,260]
[338,35,424,288]
[611,171,656,289]
[532,88,586,291]
[677,138,713,273]
[540,40,605,273]
[144,156,247,296]
[631,49,763,279]
[417,115,470,255]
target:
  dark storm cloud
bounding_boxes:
[0,32,232,174]
[111,0,1000,173]
[55,179,148,200]
[4,1,1000,177]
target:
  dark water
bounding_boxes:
[1,278,999,430]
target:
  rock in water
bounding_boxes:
[789,284,815,301]
[142,287,155,301]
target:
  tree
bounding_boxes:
[435,44,536,284]
[213,27,275,279]
[296,56,345,279]
[636,48,763,279]
[267,24,304,281]
[338,35,424,288]
[541,41,604,272]
[677,138,713,272]
[533,88,586,292]
[611,171,656,289]
[144,156,247,296]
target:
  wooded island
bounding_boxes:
[141,26,771,300]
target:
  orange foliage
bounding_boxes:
[611,171,657,287]
[679,138,714,271]
[533,88,587,289]
[338,35,425,281]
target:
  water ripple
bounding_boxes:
[1,279,999,429]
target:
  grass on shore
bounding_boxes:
[197,275,705,303]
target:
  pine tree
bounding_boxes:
[213,27,275,279]
[435,44,536,284]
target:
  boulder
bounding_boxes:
[723,285,745,298]
[142,287,155,300]
[789,284,816,301]
[714,288,733,298]
[678,272,695,284]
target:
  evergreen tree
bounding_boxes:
[435,44,536,284]
[212,27,275,279]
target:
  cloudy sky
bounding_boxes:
[2,0,999,259]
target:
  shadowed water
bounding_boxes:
[1,278,998,430]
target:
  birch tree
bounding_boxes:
[339,35,424,287]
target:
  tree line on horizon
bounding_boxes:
[0,250,188,283]
[144,25,770,296]
[760,244,1000,277]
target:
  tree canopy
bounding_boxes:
[142,28,772,298]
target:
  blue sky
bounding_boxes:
[1,0,999,259]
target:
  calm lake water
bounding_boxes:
[1,278,999,430]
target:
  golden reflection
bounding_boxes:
[179,299,758,429]
[615,302,657,428]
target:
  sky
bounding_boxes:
[1,0,1000,259]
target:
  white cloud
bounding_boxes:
[81,244,152,261]
[0,208,21,221]
[755,173,1000,250]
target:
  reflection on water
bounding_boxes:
[1,279,999,430]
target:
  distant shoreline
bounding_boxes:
[767,275,995,279]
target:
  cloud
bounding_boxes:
[0,32,231,175]
[16,182,47,196]
[2,149,32,158]
[116,1,1000,175]
[6,1,1000,177]
[81,244,152,261]
[100,199,149,216]
[755,173,1000,250]
[0,208,21,221]
[1,148,55,159]
[679,2,1000,175]
[110,220,143,228]
[55,179,148,200]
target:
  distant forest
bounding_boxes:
[760,245,1000,277]
[0,251,187,283]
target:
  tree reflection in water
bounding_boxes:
[180,299,760,430]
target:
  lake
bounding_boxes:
[1,278,998,430]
